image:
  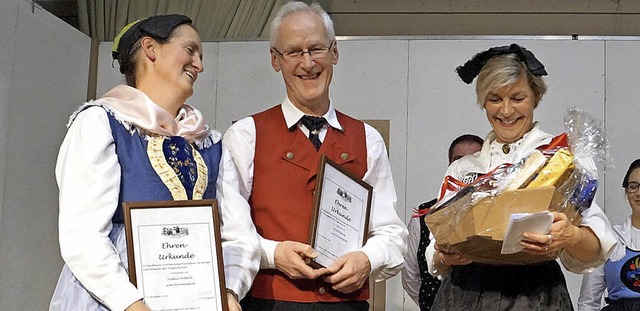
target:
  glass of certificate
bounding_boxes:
[308,155,372,268]
[123,200,228,311]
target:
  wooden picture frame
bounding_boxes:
[308,155,373,268]
[123,200,228,311]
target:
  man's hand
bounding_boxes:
[323,251,371,293]
[227,291,241,311]
[274,241,328,279]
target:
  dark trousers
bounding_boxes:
[240,296,369,311]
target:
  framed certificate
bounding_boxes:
[308,155,373,268]
[123,200,228,311]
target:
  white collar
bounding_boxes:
[614,217,640,250]
[281,97,343,131]
[446,123,554,180]
[609,216,640,261]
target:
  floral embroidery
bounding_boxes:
[147,136,207,200]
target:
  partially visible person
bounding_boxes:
[223,2,407,310]
[579,159,640,311]
[402,134,483,310]
[48,15,258,311]
[426,44,616,310]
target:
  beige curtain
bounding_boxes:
[78,0,291,41]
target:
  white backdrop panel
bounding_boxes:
[0,0,18,239]
[96,43,126,95]
[216,41,284,129]
[0,0,91,309]
[604,40,640,226]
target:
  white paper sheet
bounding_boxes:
[501,211,554,254]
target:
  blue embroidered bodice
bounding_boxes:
[105,112,222,223]
[605,247,640,300]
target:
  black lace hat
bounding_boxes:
[455,43,548,84]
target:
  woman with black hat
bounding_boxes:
[425,44,616,310]
[49,15,258,311]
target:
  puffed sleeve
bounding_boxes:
[559,201,616,273]
[56,107,142,311]
[577,263,606,311]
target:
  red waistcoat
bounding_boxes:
[248,105,369,302]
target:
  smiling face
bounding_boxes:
[270,11,338,115]
[483,76,537,144]
[627,168,640,217]
[153,24,203,100]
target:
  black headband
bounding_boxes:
[455,43,548,84]
[112,14,192,72]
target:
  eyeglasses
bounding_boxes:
[272,41,334,63]
[626,181,640,194]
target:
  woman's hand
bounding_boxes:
[521,212,577,255]
[521,212,600,261]
[434,242,472,270]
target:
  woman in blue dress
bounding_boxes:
[49,14,259,311]
[579,159,640,311]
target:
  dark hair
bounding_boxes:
[448,134,484,163]
[112,14,193,86]
[622,159,640,188]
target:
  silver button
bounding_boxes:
[286,152,294,160]
[341,153,348,160]
[318,287,326,294]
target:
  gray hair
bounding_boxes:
[269,1,335,47]
[475,53,547,108]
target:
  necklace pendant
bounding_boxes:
[502,144,511,154]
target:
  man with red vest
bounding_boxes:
[223,1,407,310]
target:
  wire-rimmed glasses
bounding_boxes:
[272,41,335,63]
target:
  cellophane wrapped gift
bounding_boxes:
[425,108,609,265]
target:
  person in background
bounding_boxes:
[402,134,483,310]
[48,14,259,311]
[579,159,640,311]
[426,44,616,310]
[222,2,407,310]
